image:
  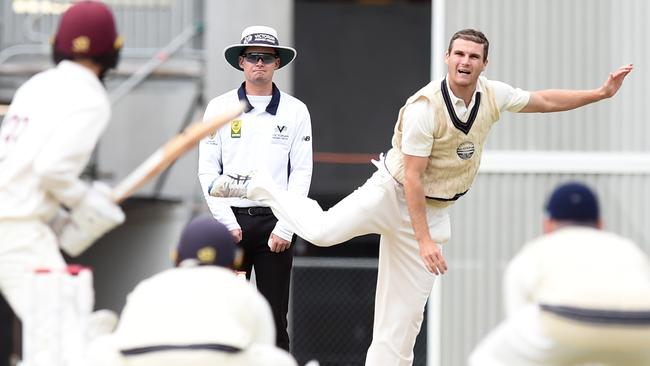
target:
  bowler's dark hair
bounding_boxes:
[447,29,489,61]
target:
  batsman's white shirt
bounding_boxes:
[198,85,313,240]
[0,61,109,318]
[0,60,110,220]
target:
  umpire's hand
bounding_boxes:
[231,229,242,243]
[268,233,291,253]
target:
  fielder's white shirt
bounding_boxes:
[400,76,530,157]
[198,83,313,240]
[0,60,110,221]
[113,266,276,351]
[503,227,650,315]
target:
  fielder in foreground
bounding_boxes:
[87,216,298,366]
[0,1,124,320]
[209,29,633,365]
[469,182,650,366]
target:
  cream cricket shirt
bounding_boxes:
[503,227,650,313]
[198,83,313,240]
[0,61,110,221]
[385,76,530,202]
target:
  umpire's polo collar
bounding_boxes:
[237,82,281,115]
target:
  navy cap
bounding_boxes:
[174,216,241,268]
[545,182,600,223]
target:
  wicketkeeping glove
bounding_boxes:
[57,181,125,257]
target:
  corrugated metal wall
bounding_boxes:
[439,1,650,364]
[444,0,649,151]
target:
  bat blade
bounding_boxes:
[111,101,245,203]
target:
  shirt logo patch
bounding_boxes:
[231,119,242,138]
[272,124,289,143]
[457,141,475,160]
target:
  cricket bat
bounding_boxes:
[111,101,245,203]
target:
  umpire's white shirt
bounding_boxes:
[198,84,313,240]
[0,61,110,221]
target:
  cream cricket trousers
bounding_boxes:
[248,164,451,366]
[0,219,66,319]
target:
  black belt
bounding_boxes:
[232,207,273,216]
[426,190,468,202]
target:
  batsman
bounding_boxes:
[209,29,633,365]
[0,1,125,319]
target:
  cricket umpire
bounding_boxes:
[198,25,313,351]
[0,1,124,320]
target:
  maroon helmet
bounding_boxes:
[52,1,122,72]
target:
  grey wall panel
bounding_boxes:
[444,0,649,151]
[438,2,650,363]
[97,78,203,200]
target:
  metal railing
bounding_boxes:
[0,0,203,66]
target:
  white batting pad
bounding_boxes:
[22,266,94,366]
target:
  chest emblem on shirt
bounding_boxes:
[457,141,475,160]
[231,119,242,138]
[272,124,289,142]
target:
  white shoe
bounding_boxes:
[208,173,253,198]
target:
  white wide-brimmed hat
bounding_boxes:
[224,25,296,70]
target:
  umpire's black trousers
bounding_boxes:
[0,295,13,366]
[233,207,293,352]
